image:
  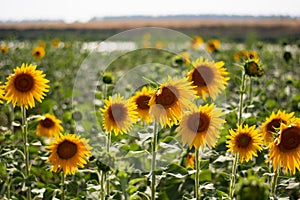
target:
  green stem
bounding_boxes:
[106,132,111,198]
[8,104,14,133]
[270,167,279,199]
[100,171,105,200]
[248,77,253,105]
[61,172,65,200]
[195,149,201,200]
[238,71,246,125]
[21,106,31,200]
[229,153,239,199]
[6,177,11,200]
[151,120,158,200]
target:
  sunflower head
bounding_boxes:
[149,77,196,127]
[172,52,190,67]
[234,50,248,62]
[177,103,225,150]
[267,119,300,174]
[261,110,295,146]
[226,124,263,163]
[244,59,264,77]
[1,44,9,54]
[32,46,46,60]
[188,57,229,101]
[101,94,137,135]
[283,51,292,63]
[247,51,259,60]
[46,134,92,175]
[190,36,203,49]
[4,63,50,109]
[130,86,154,123]
[206,39,220,53]
[51,38,60,48]
[37,114,63,138]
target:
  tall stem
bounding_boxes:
[61,173,65,200]
[229,70,246,199]
[238,71,246,125]
[21,106,31,200]
[195,149,200,200]
[229,153,239,198]
[270,167,279,199]
[151,120,158,200]
[105,131,111,197]
[248,77,253,105]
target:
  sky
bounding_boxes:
[1,0,300,22]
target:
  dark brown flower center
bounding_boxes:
[40,118,55,128]
[236,133,252,148]
[155,86,178,108]
[136,95,151,110]
[35,51,41,56]
[57,140,78,159]
[187,113,210,133]
[278,127,300,152]
[191,66,214,87]
[14,74,34,92]
[108,103,127,123]
[267,119,285,134]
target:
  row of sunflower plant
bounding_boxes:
[0,36,299,199]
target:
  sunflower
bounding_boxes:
[4,63,50,109]
[226,124,263,163]
[177,103,225,149]
[190,36,203,49]
[188,57,229,101]
[233,50,248,62]
[46,134,92,175]
[186,153,195,169]
[206,39,220,53]
[267,119,300,174]
[244,59,264,77]
[101,94,137,135]
[261,110,295,146]
[36,114,63,138]
[149,77,196,127]
[0,83,4,104]
[32,46,46,60]
[247,51,259,60]
[130,86,154,123]
[51,38,60,48]
[1,44,8,54]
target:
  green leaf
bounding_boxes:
[199,170,212,182]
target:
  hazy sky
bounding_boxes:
[1,0,300,22]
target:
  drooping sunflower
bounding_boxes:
[261,110,295,146]
[130,86,154,123]
[177,103,225,149]
[0,83,4,104]
[101,94,137,135]
[227,124,263,163]
[4,63,50,109]
[244,59,264,77]
[1,44,9,54]
[206,39,220,53]
[190,36,203,49]
[32,46,46,60]
[36,114,63,138]
[188,57,229,101]
[46,134,92,175]
[149,77,196,127]
[267,119,300,174]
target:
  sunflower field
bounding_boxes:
[0,27,300,200]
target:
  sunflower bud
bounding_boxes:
[102,73,113,84]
